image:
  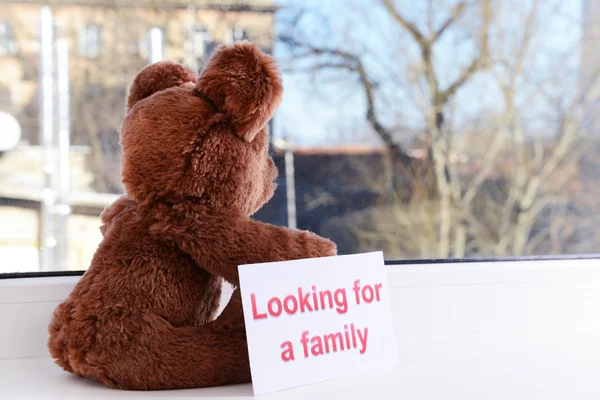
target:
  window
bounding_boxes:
[0,0,599,276]
[188,24,211,59]
[139,27,165,63]
[0,20,17,55]
[78,24,101,58]
[229,27,249,43]
[184,23,217,69]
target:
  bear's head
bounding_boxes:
[119,41,283,216]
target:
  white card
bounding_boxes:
[238,251,399,396]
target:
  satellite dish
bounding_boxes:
[0,111,22,152]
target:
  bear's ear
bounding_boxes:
[126,61,197,111]
[196,41,283,142]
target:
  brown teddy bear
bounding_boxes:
[47,41,337,390]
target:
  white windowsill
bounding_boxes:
[2,259,600,399]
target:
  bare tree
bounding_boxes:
[279,0,598,258]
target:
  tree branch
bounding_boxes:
[279,35,413,164]
[441,54,486,103]
[382,0,427,48]
[439,0,491,103]
[431,1,467,43]
[462,129,506,205]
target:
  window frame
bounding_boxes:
[1,253,598,280]
[0,19,18,56]
[3,256,600,366]
[78,23,102,59]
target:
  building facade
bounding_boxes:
[0,0,277,152]
[0,0,278,271]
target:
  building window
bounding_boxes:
[0,20,18,56]
[139,27,165,63]
[184,24,217,69]
[189,24,211,59]
[229,27,248,43]
[79,24,102,59]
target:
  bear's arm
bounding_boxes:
[149,211,337,287]
[99,195,134,236]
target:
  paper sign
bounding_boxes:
[238,251,399,396]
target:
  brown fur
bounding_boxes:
[47,41,337,390]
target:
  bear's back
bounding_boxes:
[63,207,222,332]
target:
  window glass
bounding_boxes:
[0,20,18,56]
[79,24,102,59]
[0,0,598,274]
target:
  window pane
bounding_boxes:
[0,0,598,274]
[79,24,102,59]
[0,19,18,56]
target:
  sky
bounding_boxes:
[272,0,585,148]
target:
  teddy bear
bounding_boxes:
[47,41,337,390]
